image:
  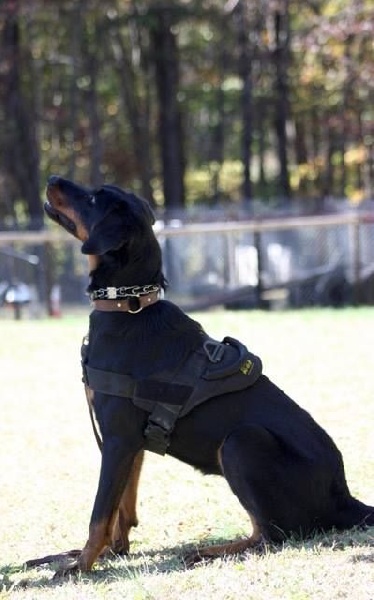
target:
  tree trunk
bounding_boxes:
[323,121,335,198]
[150,7,185,213]
[235,0,253,204]
[111,22,155,203]
[209,32,226,203]
[0,0,42,229]
[272,0,291,201]
[81,9,103,187]
[66,2,81,180]
[257,102,267,198]
[86,56,103,187]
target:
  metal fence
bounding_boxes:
[1,211,374,317]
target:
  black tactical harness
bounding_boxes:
[81,335,262,455]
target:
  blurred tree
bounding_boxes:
[80,2,104,187]
[149,3,186,212]
[271,0,291,200]
[0,0,373,225]
[0,0,42,229]
[233,0,254,204]
[110,1,155,203]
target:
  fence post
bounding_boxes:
[226,231,237,288]
[352,216,361,305]
[253,227,265,308]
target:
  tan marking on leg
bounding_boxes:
[185,515,263,567]
[53,520,111,577]
[73,451,144,572]
[111,450,145,554]
[53,449,143,575]
[76,520,112,572]
[217,443,225,473]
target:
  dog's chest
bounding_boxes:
[82,328,263,454]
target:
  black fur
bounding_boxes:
[43,176,373,573]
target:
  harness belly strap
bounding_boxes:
[82,336,263,455]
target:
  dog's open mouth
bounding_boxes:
[44,200,77,234]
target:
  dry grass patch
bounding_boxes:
[0,309,373,599]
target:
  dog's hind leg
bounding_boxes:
[185,425,277,566]
[186,423,323,565]
[110,449,144,555]
[185,515,263,567]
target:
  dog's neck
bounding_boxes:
[86,246,167,297]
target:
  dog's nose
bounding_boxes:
[47,175,61,186]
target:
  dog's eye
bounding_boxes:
[88,195,96,206]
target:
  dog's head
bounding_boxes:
[45,175,156,255]
[45,176,165,288]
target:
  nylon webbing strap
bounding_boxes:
[85,365,136,398]
[83,364,181,454]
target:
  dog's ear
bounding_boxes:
[81,188,156,255]
[81,208,125,255]
[138,196,156,226]
[103,186,156,226]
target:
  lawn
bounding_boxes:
[0,308,373,599]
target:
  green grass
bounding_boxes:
[1,308,373,599]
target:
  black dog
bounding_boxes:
[40,175,373,575]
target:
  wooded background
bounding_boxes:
[0,0,373,231]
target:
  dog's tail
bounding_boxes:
[333,495,374,530]
[330,470,374,530]
[338,498,374,529]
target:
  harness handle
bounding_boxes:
[144,403,182,455]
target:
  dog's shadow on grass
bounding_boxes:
[3,537,253,591]
[1,545,190,592]
[4,529,374,590]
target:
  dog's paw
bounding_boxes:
[108,539,130,557]
[183,536,266,568]
[53,560,81,580]
[25,549,81,569]
[183,549,213,569]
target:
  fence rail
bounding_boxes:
[1,210,374,315]
[0,211,371,244]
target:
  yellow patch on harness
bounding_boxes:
[240,359,254,376]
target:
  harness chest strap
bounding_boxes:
[83,363,188,454]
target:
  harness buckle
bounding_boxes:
[203,339,225,363]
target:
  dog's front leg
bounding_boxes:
[110,449,144,555]
[54,436,143,578]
